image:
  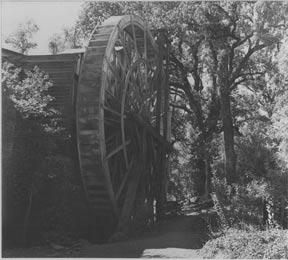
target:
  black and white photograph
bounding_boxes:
[2,1,288,258]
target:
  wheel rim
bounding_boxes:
[77,15,159,220]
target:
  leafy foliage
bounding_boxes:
[3,63,52,116]
[48,26,83,54]
[2,62,62,133]
[5,20,39,54]
[77,2,125,38]
[2,62,71,246]
[200,228,288,259]
[48,34,65,55]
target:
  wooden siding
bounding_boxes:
[2,48,84,130]
[2,48,84,164]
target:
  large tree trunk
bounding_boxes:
[218,50,236,183]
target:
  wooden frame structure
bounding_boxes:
[2,15,171,239]
[76,15,170,236]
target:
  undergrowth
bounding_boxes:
[199,227,288,259]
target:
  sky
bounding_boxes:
[1,1,84,54]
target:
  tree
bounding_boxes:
[2,62,61,245]
[77,2,125,39]
[62,26,83,49]
[273,37,288,167]
[75,1,288,195]
[48,26,83,54]
[2,62,58,121]
[163,1,287,183]
[48,34,65,55]
[5,20,39,54]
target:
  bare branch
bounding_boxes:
[230,43,266,84]
[232,33,254,49]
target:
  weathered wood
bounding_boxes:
[75,15,166,238]
[129,114,170,150]
[155,54,163,134]
[131,15,139,55]
[105,140,131,160]
[116,160,134,200]
[117,160,143,232]
[117,129,148,232]
[163,40,170,140]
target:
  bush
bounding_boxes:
[210,130,288,229]
[2,62,88,247]
[211,175,269,228]
[199,228,288,259]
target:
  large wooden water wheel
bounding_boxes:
[76,15,169,237]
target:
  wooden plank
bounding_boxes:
[88,189,108,196]
[25,58,78,63]
[89,39,109,47]
[43,70,74,74]
[131,15,138,54]
[116,160,133,200]
[24,65,74,71]
[86,46,107,56]
[117,159,143,232]
[49,81,73,85]
[163,41,170,140]
[90,33,111,42]
[105,140,131,160]
[88,194,108,201]
[24,53,80,62]
[90,202,112,209]
[86,53,105,64]
[155,53,162,134]
[129,114,170,150]
[24,60,74,65]
[97,26,115,35]
[103,105,125,118]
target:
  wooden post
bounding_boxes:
[155,31,168,221]
[117,161,143,232]
[162,33,170,205]
[165,109,172,196]
[163,32,170,141]
[155,41,163,135]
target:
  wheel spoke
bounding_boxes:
[105,56,123,87]
[117,26,131,65]
[116,158,134,200]
[130,15,138,56]
[144,21,148,84]
[105,133,118,144]
[104,117,120,124]
[105,139,131,161]
[103,104,126,118]
[77,15,164,230]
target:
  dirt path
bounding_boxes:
[3,213,209,258]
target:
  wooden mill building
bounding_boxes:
[2,47,85,130]
[2,14,171,240]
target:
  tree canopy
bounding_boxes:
[5,20,39,54]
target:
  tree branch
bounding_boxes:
[230,43,266,84]
[170,53,205,131]
[169,103,193,114]
[232,33,253,49]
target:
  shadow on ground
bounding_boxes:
[76,214,209,258]
[3,214,210,258]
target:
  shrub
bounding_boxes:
[211,175,269,228]
[199,228,288,259]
